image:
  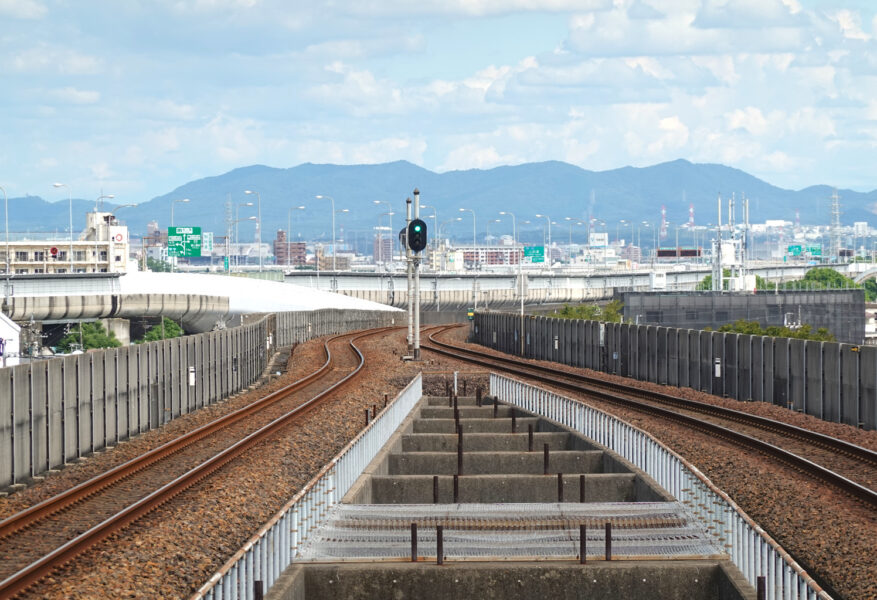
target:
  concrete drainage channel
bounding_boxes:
[267,380,755,600]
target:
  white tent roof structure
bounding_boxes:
[119,272,400,314]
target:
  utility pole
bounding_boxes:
[413,188,422,360]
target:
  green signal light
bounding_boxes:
[414,225,422,231]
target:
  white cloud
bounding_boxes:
[0,0,46,19]
[726,107,769,135]
[7,46,102,75]
[831,9,870,41]
[439,143,520,171]
[50,87,100,104]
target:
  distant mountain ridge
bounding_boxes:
[7,160,877,243]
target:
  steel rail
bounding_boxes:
[0,326,392,598]
[425,325,877,466]
[422,326,877,510]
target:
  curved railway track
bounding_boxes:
[423,325,877,510]
[0,326,393,599]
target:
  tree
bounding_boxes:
[783,267,857,291]
[146,257,172,272]
[715,319,835,342]
[554,299,624,322]
[58,322,122,353]
[137,317,185,343]
[697,269,770,291]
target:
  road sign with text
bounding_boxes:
[523,246,545,263]
[168,226,202,257]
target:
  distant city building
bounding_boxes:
[373,227,393,264]
[273,230,306,267]
[0,210,131,274]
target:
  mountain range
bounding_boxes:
[6,160,877,246]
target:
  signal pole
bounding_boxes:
[413,188,422,360]
[405,196,413,355]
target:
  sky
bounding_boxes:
[2,0,877,204]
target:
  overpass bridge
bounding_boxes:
[283,263,810,311]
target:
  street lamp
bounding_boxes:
[169,198,190,272]
[459,208,476,270]
[316,195,343,272]
[243,190,263,272]
[171,198,190,227]
[375,211,394,264]
[616,219,628,245]
[287,205,306,267]
[0,185,8,275]
[374,200,394,260]
[438,217,462,271]
[420,203,438,264]
[485,218,501,243]
[229,216,257,271]
[53,183,74,269]
[96,194,114,212]
[535,213,552,262]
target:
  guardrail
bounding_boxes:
[191,373,423,600]
[490,373,831,600]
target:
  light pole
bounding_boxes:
[374,200,394,260]
[169,198,190,272]
[287,205,305,267]
[375,211,394,265]
[171,197,190,227]
[316,195,342,271]
[535,213,551,263]
[96,194,114,211]
[459,208,476,270]
[420,203,437,264]
[1,185,8,275]
[244,190,263,272]
[616,219,628,245]
[230,216,257,271]
[485,218,501,244]
[439,217,462,271]
[53,183,74,269]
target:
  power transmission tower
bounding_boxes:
[830,189,842,262]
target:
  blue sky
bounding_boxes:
[2,0,877,204]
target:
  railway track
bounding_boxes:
[0,326,393,599]
[423,325,877,510]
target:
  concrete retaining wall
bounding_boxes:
[474,311,877,431]
[0,308,398,489]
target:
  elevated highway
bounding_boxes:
[284,263,810,310]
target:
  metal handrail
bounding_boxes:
[491,373,832,600]
[191,373,423,600]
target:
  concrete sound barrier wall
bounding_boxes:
[0,308,398,490]
[474,311,875,431]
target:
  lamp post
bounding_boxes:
[373,200,394,260]
[535,213,551,264]
[316,195,342,271]
[96,194,114,211]
[287,205,306,267]
[459,208,476,270]
[439,217,462,271]
[485,218,501,244]
[52,183,74,269]
[230,216,257,271]
[419,203,437,265]
[616,219,628,245]
[375,211,394,265]
[169,198,190,273]
[243,190,263,272]
[171,197,190,227]
[1,185,8,275]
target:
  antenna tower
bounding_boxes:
[830,189,842,261]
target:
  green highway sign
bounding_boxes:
[168,226,202,257]
[201,232,214,255]
[523,246,545,263]
[808,245,822,256]
[787,244,802,256]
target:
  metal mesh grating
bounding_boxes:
[297,502,723,562]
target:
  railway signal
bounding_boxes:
[407,219,427,252]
